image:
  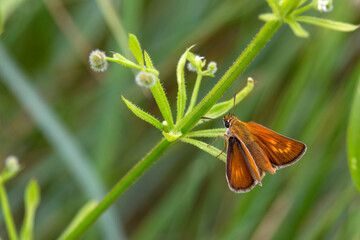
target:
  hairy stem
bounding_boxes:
[60,138,173,240]
[0,179,18,240]
[186,73,203,115]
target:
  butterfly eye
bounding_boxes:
[225,121,230,128]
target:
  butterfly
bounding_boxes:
[221,114,306,193]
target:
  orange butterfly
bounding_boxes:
[221,114,306,193]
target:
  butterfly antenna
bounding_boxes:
[201,117,221,120]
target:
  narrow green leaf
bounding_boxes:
[58,200,98,240]
[176,48,190,123]
[122,96,164,131]
[20,179,40,240]
[0,178,18,240]
[185,74,204,115]
[128,34,144,67]
[348,76,360,192]
[265,0,281,16]
[259,13,279,22]
[185,128,226,138]
[186,51,196,65]
[291,3,313,16]
[286,19,309,38]
[25,180,40,208]
[204,77,254,119]
[298,0,309,7]
[143,51,159,76]
[144,50,154,69]
[181,137,226,162]
[296,16,359,32]
[149,79,175,129]
[107,55,142,70]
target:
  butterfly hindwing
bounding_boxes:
[226,137,257,192]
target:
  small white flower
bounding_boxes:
[89,49,108,72]
[187,55,204,72]
[317,0,333,12]
[207,61,217,74]
[135,71,156,88]
[5,155,20,172]
[187,62,197,72]
[194,55,204,63]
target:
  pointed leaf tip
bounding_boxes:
[296,16,359,32]
[128,34,144,67]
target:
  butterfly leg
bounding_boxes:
[208,135,220,147]
[215,135,228,158]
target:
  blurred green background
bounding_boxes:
[1,0,360,239]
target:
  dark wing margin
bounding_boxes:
[226,137,257,193]
[245,122,307,169]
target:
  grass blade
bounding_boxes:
[347,75,360,192]
[0,42,123,240]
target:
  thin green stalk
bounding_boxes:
[176,20,282,134]
[0,179,18,240]
[62,19,282,239]
[60,138,174,240]
[0,42,120,240]
[280,0,302,15]
[291,3,313,16]
[186,73,203,115]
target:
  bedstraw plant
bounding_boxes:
[58,0,358,239]
[1,0,358,239]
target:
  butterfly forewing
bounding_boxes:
[244,122,306,168]
[231,121,276,174]
[226,137,257,192]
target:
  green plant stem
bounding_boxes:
[63,19,283,240]
[186,73,203,115]
[60,138,173,240]
[291,3,313,16]
[176,20,282,134]
[0,179,18,240]
[280,0,302,15]
[0,43,121,240]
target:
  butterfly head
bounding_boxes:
[223,114,235,128]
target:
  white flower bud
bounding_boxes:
[207,61,217,74]
[89,49,108,72]
[5,156,20,172]
[316,0,333,12]
[135,71,156,88]
[187,55,204,72]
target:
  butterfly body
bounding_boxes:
[222,114,306,193]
